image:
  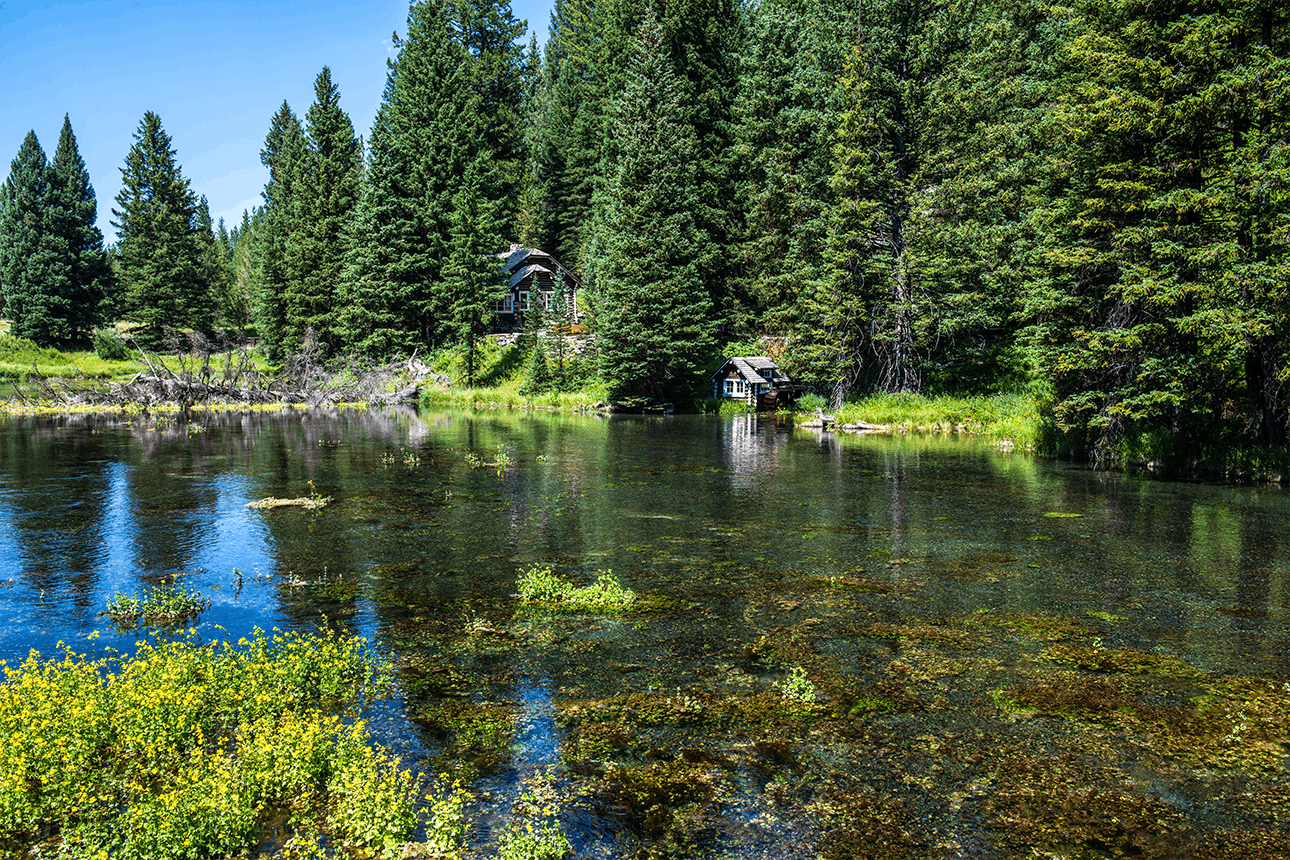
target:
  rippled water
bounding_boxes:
[2,407,1289,858]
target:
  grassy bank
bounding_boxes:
[419,382,608,412]
[799,391,1045,449]
[0,333,137,381]
[418,337,608,412]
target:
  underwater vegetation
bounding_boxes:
[373,550,1290,860]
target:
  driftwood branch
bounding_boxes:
[13,327,450,410]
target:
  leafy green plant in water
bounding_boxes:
[424,776,470,854]
[778,666,816,704]
[516,565,636,612]
[104,580,210,626]
[495,819,571,860]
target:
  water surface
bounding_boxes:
[2,407,1288,858]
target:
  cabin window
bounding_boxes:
[518,291,531,311]
[761,369,774,380]
[492,295,514,313]
[723,380,734,395]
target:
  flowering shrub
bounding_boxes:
[0,628,415,858]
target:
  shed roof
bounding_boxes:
[709,356,789,385]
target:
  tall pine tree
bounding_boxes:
[0,133,53,341]
[443,159,508,385]
[734,0,852,334]
[593,7,716,405]
[282,67,361,353]
[250,102,306,359]
[1039,0,1290,460]
[111,112,214,349]
[43,116,111,342]
[337,0,476,358]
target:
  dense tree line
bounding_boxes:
[1,0,1286,460]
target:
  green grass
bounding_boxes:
[420,339,608,411]
[0,333,139,381]
[805,391,1044,448]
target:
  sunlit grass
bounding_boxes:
[800,391,1044,448]
[0,333,137,381]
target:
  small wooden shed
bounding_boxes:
[709,356,802,409]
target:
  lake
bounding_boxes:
[2,406,1288,858]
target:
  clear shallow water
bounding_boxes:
[2,407,1289,858]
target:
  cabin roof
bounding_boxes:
[709,356,790,385]
[499,245,581,289]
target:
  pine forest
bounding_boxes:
[1,0,1288,470]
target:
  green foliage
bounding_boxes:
[1035,0,1290,462]
[424,778,470,854]
[495,819,571,860]
[0,629,408,858]
[444,159,508,386]
[517,564,636,612]
[592,7,717,406]
[795,392,826,413]
[777,666,816,704]
[0,120,109,347]
[733,0,849,331]
[337,0,475,359]
[282,67,361,353]
[0,132,60,345]
[104,581,210,626]
[111,112,215,349]
[249,102,306,360]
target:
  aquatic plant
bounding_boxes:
[0,628,411,858]
[103,580,210,625]
[778,666,816,703]
[424,777,471,854]
[495,819,571,860]
[516,565,636,612]
[245,481,332,510]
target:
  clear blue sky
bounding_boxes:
[0,0,552,243]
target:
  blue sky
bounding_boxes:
[0,0,552,243]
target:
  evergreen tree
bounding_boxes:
[0,132,54,341]
[538,0,616,269]
[111,112,214,349]
[250,102,305,359]
[516,33,550,246]
[593,7,716,405]
[1039,0,1290,458]
[443,160,507,386]
[449,0,528,239]
[734,0,851,332]
[282,67,361,352]
[193,195,224,325]
[225,208,258,329]
[337,0,475,358]
[44,115,111,342]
